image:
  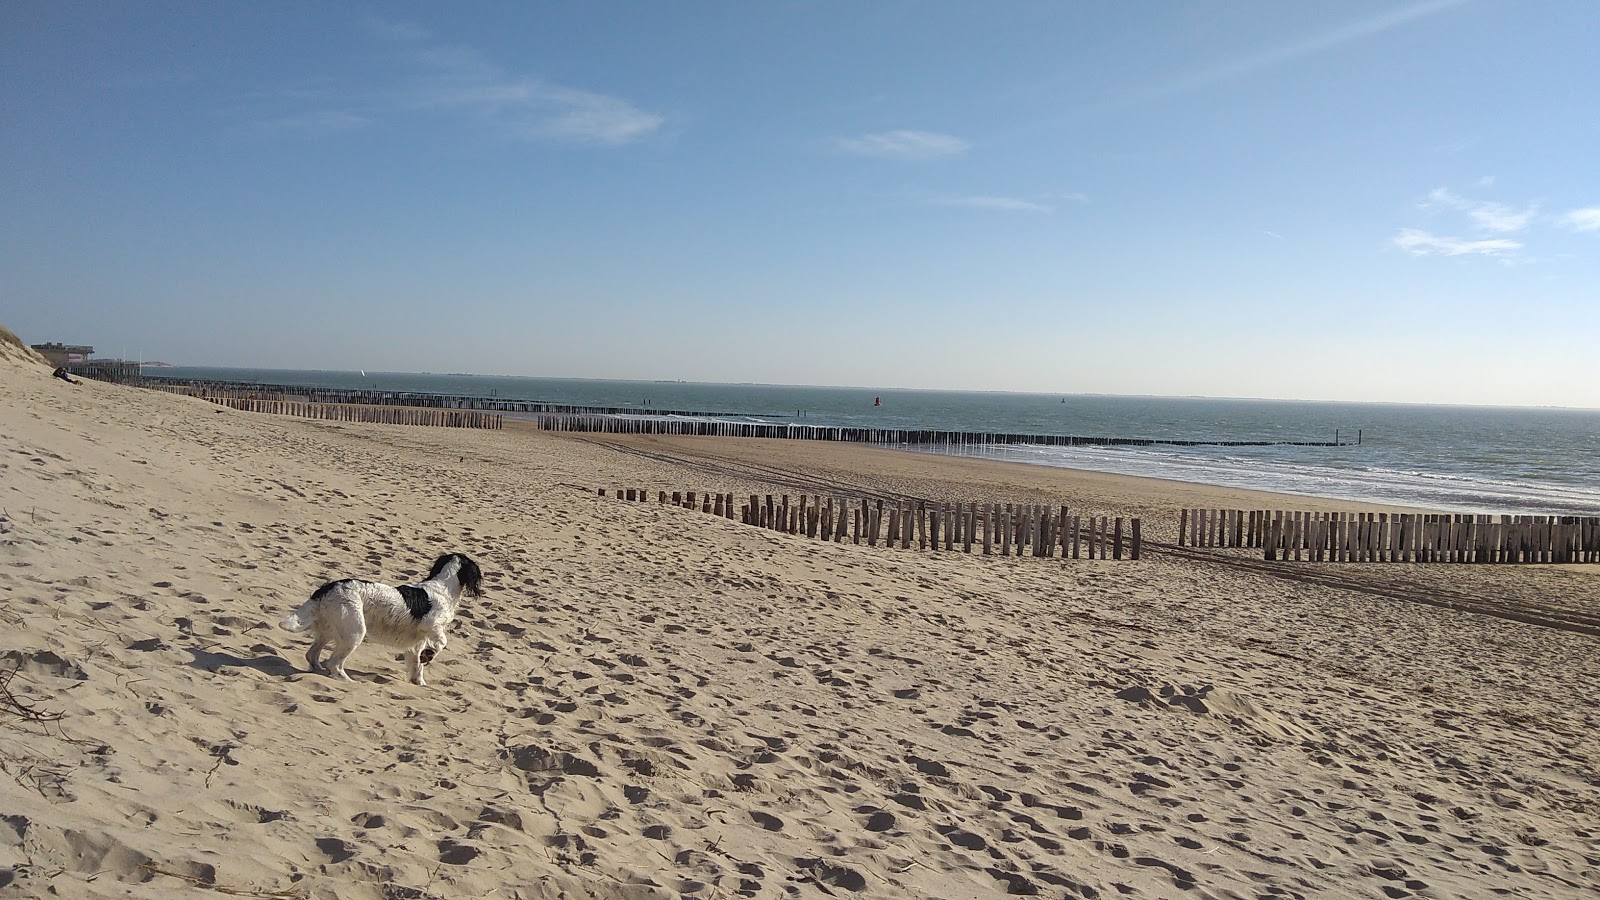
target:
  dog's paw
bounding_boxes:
[419,647,437,665]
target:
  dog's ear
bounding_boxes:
[459,556,484,597]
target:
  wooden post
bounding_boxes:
[1113,518,1124,560]
[1179,508,1188,547]
[1131,519,1141,561]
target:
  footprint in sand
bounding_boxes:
[749,811,784,831]
[314,837,356,863]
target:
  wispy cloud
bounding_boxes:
[363,16,430,43]
[384,22,663,145]
[1424,187,1535,233]
[1004,1,1472,142]
[412,76,664,144]
[1392,228,1520,257]
[926,190,1085,213]
[252,110,371,136]
[1142,0,1471,101]
[246,17,662,145]
[1560,207,1600,233]
[835,130,970,159]
[934,195,1050,212]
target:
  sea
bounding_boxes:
[148,367,1600,517]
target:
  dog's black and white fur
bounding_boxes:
[280,553,483,685]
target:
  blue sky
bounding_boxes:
[3,1,1597,407]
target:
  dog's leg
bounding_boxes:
[406,645,426,686]
[306,636,327,674]
[409,630,447,686]
[324,627,365,681]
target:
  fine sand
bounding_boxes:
[2,342,1597,899]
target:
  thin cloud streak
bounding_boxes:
[1002,1,1473,142]
[252,16,664,146]
[1425,187,1535,233]
[1148,0,1473,101]
[396,29,663,145]
[1392,228,1520,257]
[251,110,371,136]
[835,130,970,159]
[932,194,1051,212]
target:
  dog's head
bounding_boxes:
[430,553,484,598]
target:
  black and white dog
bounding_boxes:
[280,553,483,685]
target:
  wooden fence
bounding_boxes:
[143,378,782,419]
[602,488,1140,560]
[191,396,502,430]
[1178,508,1599,564]
[543,414,1346,448]
[140,379,1354,450]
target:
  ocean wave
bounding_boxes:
[914,444,1600,516]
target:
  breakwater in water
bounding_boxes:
[139,376,1351,448]
[529,412,1350,447]
[138,377,783,419]
[139,367,1600,515]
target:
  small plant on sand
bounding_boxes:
[0,662,75,796]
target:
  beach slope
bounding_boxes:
[1,345,1596,899]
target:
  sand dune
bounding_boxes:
[2,346,1596,899]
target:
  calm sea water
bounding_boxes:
[151,367,1600,516]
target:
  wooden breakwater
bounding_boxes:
[602,488,1140,560]
[1178,508,1599,564]
[538,413,1349,448]
[195,396,502,430]
[141,378,781,419]
[138,379,1354,449]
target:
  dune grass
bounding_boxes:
[0,324,48,366]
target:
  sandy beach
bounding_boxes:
[2,340,1597,899]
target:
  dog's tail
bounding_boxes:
[283,579,348,632]
[280,597,320,632]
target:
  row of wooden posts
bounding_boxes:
[143,379,774,419]
[1179,509,1600,564]
[545,413,1344,448]
[192,396,504,430]
[600,488,1141,560]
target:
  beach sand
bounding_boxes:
[2,342,1596,899]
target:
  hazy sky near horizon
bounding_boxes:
[4,1,1598,407]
